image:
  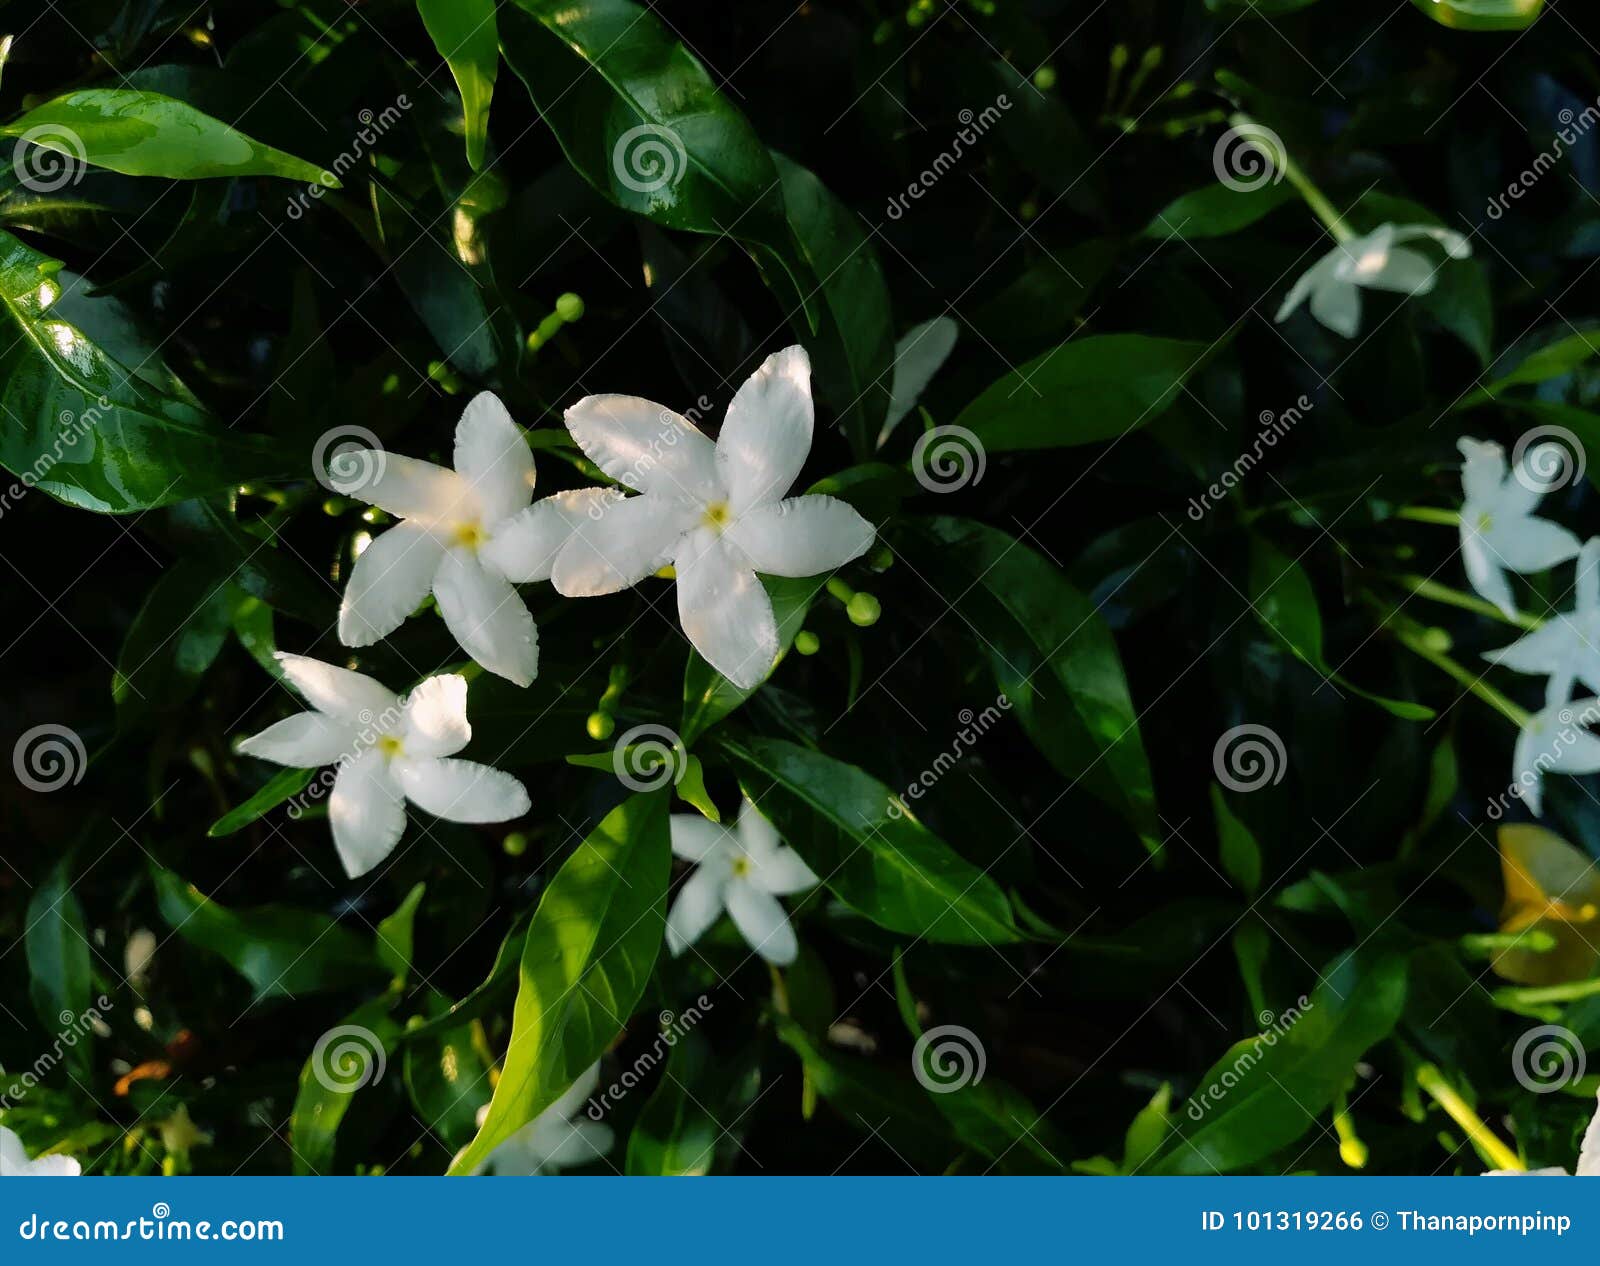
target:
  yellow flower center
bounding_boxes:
[730,855,751,878]
[377,735,405,759]
[702,501,733,532]
[1477,511,1493,533]
[452,521,488,551]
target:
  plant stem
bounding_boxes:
[1387,573,1541,631]
[1383,610,1532,728]
[1415,1063,1523,1173]
[1493,977,1600,1007]
[1230,111,1354,242]
[1394,505,1460,526]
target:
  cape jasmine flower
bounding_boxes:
[1486,1089,1600,1175]
[1510,697,1600,817]
[239,654,529,878]
[556,347,876,688]
[1276,222,1471,338]
[665,797,819,966]
[335,392,604,687]
[477,1063,613,1176]
[0,1126,79,1176]
[1485,539,1600,706]
[1458,437,1580,620]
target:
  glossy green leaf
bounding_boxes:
[1468,328,1600,403]
[404,991,493,1153]
[625,1029,720,1176]
[418,0,498,170]
[721,736,1024,945]
[1210,784,1262,898]
[290,991,402,1175]
[449,791,670,1174]
[1409,0,1542,30]
[207,765,315,838]
[1142,182,1295,240]
[399,912,531,1045]
[111,560,233,731]
[881,317,960,446]
[25,860,92,1072]
[376,883,427,983]
[1122,1083,1173,1174]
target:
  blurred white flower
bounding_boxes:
[335,392,605,687]
[477,1063,613,1176]
[666,797,818,966]
[239,654,528,878]
[556,347,875,688]
[1511,697,1600,817]
[1486,1089,1600,1175]
[1485,539,1600,706]
[1276,222,1470,338]
[1459,437,1580,620]
[0,1126,79,1176]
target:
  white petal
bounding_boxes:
[1275,252,1334,323]
[537,1119,613,1171]
[1579,539,1600,615]
[238,713,361,768]
[665,864,726,956]
[883,317,959,441]
[724,882,797,965]
[433,549,539,687]
[550,494,696,597]
[329,750,407,878]
[735,797,781,858]
[1459,438,1507,506]
[725,495,874,577]
[1389,223,1471,259]
[563,394,723,502]
[400,674,470,758]
[676,529,779,690]
[334,451,477,525]
[1360,246,1438,296]
[1309,277,1361,338]
[545,1063,603,1121]
[275,653,400,725]
[1460,532,1517,620]
[1514,700,1600,816]
[1482,620,1574,676]
[480,488,621,583]
[748,846,818,898]
[1577,1090,1600,1175]
[393,756,529,823]
[671,814,734,862]
[338,522,447,647]
[454,392,536,524]
[1489,517,1581,573]
[0,1126,30,1174]
[716,346,814,514]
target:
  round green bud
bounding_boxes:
[847,593,881,627]
[870,545,894,571]
[502,831,528,857]
[795,630,820,656]
[405,1015,426,1032]
[1420,627,1452,654]
[1033,66,1057,91]
[906,7,926,26]
[586,711,615,741]
[556,292,585,322]
[1020,199,1038,221]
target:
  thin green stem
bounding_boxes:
[1493,977,1600,1007]
[1382,608,1532,728]
[1387,573,1541,631]
[1230,110,1354,242]
[1415,1063,1523,1173]
[1394,505,1460,526]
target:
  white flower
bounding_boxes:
[1276,222,1471,338]
[1485,539,1600,706]
[1510,697,1600,817]
[0,1126,80,1176]
[335,392,608,687]
[239,653,529,878]
[477,1063,613,1176]
[556,347,876,689]
[1486,1089,1600,1175]
[665,797,818,966]
[1459,437,1580,620]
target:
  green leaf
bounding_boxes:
[152,866,384,1001]
[404,991,493,1153]
[1470,328,1600,402]
[1122,1083,1173,1174]
[112,560,234,732]
[399,912,531,1045]
[289,992,402,1175]
[907,517,1160,853]
[208,766,314,838]
[1408,0,1542,30]
[25,860,92,1072]
[951,334,1208,452]
[881,317,959,446]
[625,1029,721,1176]
[1142,183,1295,240]
[376,883,427,983]
[1210,785,1262,898]
[418,0,498,170]
[1152,952,1408,1173]
[1206,0,1320,12]
[2,90,331,183]
[0,230,285,511]
[166,496,333,626]
[448,791,670,1174]
[721,736,1024,945]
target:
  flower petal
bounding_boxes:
[537,1119,614,1171]
[724,882,797,965]
[22,1153,81,1177]
[735,796,781,858]
[671,814,733,863]
[454,391,536,524]
[1514,700,1600,816]
[1577,1090,1600,1175]
[1308,277,1362,338]
[1274,252,1334,323]
[333,452,477,525]
[1460,532,1516,619]
[1,1126,31,1174]
[400,674,471,758]
[433,549,540,686]
[726,495,875,577]
[1389,223,1471,259]
[238,712,361,768]
[665,864,726,957]
[544,1062,602,1121]
[1579,539,1600,615]
[1360,245,1439,296]
[1459,438,1507,507]
[1488,516,1581,573]
[480,488,621,583]
[563,394,722,502]
[748,846,818,898]
[329,749,407,878]
[551,493,696,598]
[393,756,530,823]
[275,653,400,725]
[676,529,779,690]
[338,522,447,647]
[1482,619,1573,676]
[716,346,814,514]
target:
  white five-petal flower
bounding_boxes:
[239,653,529,878]
[665,797,819,966]
[556,347,876,689]
[477,1062,613,1176]
[1485,539,1600,707]
[335,392,604,687]
[1459,437,1580,620]
[1510,697,1600,817]
[1486,1089,1600,1176]
[0,1126,80,1176]
[1276,222,1471,338]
